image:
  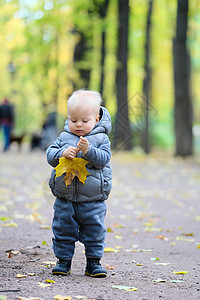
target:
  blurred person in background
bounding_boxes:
[0,98,14,151]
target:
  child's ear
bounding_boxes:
[95,115,100,124]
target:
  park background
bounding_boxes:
[1,1,200,299]
[0,0,199,156]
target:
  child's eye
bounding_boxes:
[71,120,76,123]
[83,120,88,123]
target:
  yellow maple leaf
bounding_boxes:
[55,157,90,187]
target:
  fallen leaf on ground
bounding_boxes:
[156,235,169,241]
[31,212,43,223]
[112,285,137,291]
[182,232,194,236]
[54,296,71,300]
[173,270,188,274]
[176,236,194,242]
[105,264,117,270]
[107,227,113,232]
[104,247,119,253]
[42,240,48,245]
[113,223,124,228]
[151,258,160,261]
[17,274,27,278]
[27,273,36,276]
[55,157,90,187]
[38,283,51,288]
[114,235,123,239]
[171,280,184,283]
[145,227,163,232]
[143,222,154,227]
[153,278,166,283]
[1,222,18,227]
[11,250,21,255]
[39,225,51,229]
[0,216,11,221]
[18,297,42,300]
[194,215,200,221]
[45,279,55,283]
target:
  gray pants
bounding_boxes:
[52,198,107,260]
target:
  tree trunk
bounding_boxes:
[73,31,91,89]
[99,0,109,104]
[173,0,193,156]
[113,0,132,151]
[141,0,154,154]
[100,28,106,103]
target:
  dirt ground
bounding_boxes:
[0,148,200,300]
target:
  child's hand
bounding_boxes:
[62,146,78,159]
[77,136,89,155]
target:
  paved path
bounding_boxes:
[0,150,200,300]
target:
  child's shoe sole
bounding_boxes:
[85,271,107,278]
[52,270,71,276]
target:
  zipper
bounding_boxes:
[73,176,79,201]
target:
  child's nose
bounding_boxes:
[77,122,82,127]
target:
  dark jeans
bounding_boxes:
[52,199,107,260]
[2,125,11,151]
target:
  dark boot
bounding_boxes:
[85,257,107,278]
[52,259,71,276]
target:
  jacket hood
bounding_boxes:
[64,106,112,136]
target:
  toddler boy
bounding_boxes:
[46,90,112,277]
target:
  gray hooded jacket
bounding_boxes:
[46,107,112,202]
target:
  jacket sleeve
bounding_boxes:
[83,135,111,169]
[46,136,66,167]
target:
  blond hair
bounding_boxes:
[67,89,102,115]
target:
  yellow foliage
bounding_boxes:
[55,157,90,187]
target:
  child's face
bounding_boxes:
[68,104,99,136]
